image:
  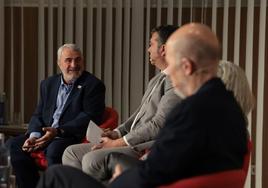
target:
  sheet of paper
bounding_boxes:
[86,121,103,145]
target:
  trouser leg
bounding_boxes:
[45,137,78,166]
[106,152,141,175]
[9,135,39,188]
[62,143,93,169]
[37,165,106,188]
[81,146,140,181]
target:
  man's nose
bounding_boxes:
[70,60,78,66]
[147,46,151,53]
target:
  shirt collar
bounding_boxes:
[162,68,168,75]
[60,76,76,86]
[60,76,76,93]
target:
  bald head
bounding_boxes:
[167,23,220,70]
[165,23,221,97]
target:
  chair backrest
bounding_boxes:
[243,139,252,173]
[99,107,119,130]
[83,107,119,143]
[159,139,252,188]
[159,170,246,188]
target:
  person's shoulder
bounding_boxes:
[41,74,61,85]
[163,76,173,90]
[79,71,105,87]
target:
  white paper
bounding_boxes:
[86,121,103,145]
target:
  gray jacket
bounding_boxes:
[115,72,181,146]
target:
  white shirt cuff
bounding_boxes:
[123,136,131,146]
[29,132,41,138]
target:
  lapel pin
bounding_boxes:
[77,85,82,89]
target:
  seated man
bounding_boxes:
[62,25,181,181]
[9,44,106,188]
[37,23,248,188]
[90,60,255,181]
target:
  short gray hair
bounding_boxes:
[217,60,254,116]
[57,44,82,61]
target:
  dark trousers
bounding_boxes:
[38,165,106,188]
[36,152,141,188]
[9,135,78,188]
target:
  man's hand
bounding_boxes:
[109,164,123,183]
[22,137,37,152]
[101,129,119,140]
[91,137,127,150]
[34,127,57,150]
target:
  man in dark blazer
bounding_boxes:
[36,23,248,188]
[9,44,105,188]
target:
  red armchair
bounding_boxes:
[31,107,118,170]
[159,139,252,188]
[159,169,246,188]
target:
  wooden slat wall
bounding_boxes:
[20,0,25,124]
[0,0,4,94]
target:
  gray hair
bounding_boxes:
[57,44,82,61]
[217,60,255,116]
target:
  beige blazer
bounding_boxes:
[116,72,181,146]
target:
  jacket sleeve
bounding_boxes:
[123,78,181,146]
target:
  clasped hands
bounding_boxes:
[22,127,57,152]
[91,129,126,150]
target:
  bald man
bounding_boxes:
[37,23,248,188]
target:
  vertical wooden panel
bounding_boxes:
[122,0,130,120]
[263,12,268,186]
[20,0,24,123]
[23,7,38,122]
[167,0,173,24]
[156,0,161,26]
[245,0,254,138]
[234,0,241,65]
[86,0,93,72]
[75,0,83,49]
[48,0,54,76]
[57,0,63,48]
[245,1,255,186]
[256,1,266,187]
[178,0,182,26]
[130,0,144,114]
[10,1,14,122]
[113,0,123,122]
[95,0,103,79]
[190,0,193,22]
[38,0,45,98]
[222,0,229,60]
[104,0,113,106]
[212,0,217,33]
[0,0,4,93]
[144,0,151,89]
[65,0,74,43]
[155,0,161,75]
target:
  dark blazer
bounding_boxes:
[110,78,248,188]
[27,71,105,140]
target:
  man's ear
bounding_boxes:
[181,58,194,75]
[159,45,166,57]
